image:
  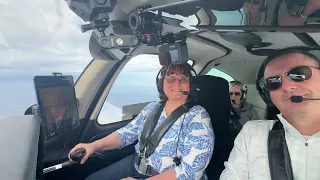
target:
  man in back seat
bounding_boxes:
[220,47,320,180]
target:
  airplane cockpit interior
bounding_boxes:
[1,0,320,179]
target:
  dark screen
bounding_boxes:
[34,76,80,140]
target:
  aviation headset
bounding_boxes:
[229,80,248,101]
[256,46,320,107]
[156,63,198,101]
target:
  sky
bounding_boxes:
[0,0,91,119]
[0,1,165,122]
[0,0,234,123]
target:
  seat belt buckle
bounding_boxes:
[134,151,143,165]
[139,157,152,176]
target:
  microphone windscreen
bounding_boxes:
[182,91,189,95]
[291,96,304,103]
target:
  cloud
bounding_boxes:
[123,54,162,71]
[0,0,162,79]
[0,0,162,119]
[0,0,92,77]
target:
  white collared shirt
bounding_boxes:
[220,114,320,180]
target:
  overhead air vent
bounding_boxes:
[219,32,262,46]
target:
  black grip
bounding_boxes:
[70,148,86,163]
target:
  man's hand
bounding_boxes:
[120,177,137,180]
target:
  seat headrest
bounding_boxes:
[196,75,231,127]
[196,75,231,111]
[196,75,234,180]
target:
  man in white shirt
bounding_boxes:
[220,46,320,180]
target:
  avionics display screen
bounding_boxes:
[34,76,80,140]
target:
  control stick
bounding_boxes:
[69,148,86,163]
[43,148,86,174]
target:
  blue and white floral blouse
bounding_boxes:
[115,101,215,180]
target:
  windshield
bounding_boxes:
[0,1,92,118]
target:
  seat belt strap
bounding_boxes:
[139,102,165,153]
[268,120,294,180]
[144,102,195,158]
[230,108,242,130]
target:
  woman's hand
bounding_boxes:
[68,143,96,164]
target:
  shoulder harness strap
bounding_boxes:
[144,102,196,158]
[139,102,165,153]
[268,120,294,180]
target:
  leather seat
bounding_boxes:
[196,75,237,180]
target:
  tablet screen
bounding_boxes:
[34,76,80,140]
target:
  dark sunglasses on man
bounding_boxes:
[263,65,320,91]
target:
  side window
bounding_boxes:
[97,54,162,125]
[206,68,234,82]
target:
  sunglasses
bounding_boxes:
[164,76,189,84]
[229,92,241,96]
[264,65,320,91]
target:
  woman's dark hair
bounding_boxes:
[158,63,195,101]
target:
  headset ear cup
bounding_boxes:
[157,77,163,94]
[240,88,244,101]
[241,91,244,101]
[186,64,198,102]
[156,67,165,96]
[242,84,248,101]
[256,79,273,106]
[263,88,275,107]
